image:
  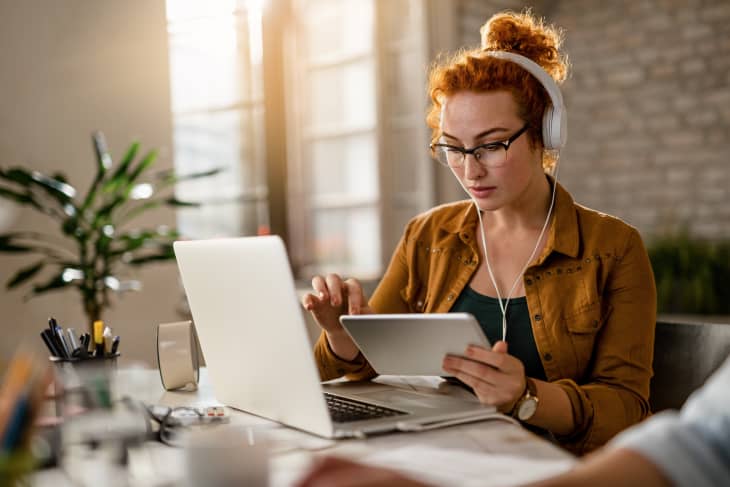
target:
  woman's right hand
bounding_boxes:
[301,274,373,360]
[302,273,373,332]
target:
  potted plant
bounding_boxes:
[0,131,220,330]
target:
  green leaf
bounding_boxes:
[154,167,225,187]
[165,197,201,207]
[0,185,41,209]
[124,150,157,191]
[127,245,175,266]
[109,228,180,255]
[6,260,45,289]
[0,167,77,218]
[102,141,140,193]
[30,270,71,295]
[92,131,113,172]
[0,234,34,253]
[81,131,113,211]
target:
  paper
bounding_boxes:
[363,445,576,487]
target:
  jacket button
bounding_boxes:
[546,271,552,276]
[534,314,542,321]
[447,294,454,301]
[525,279,533,286]
[535,275,541,280]
[416,300,424,309]
[543,353,553,361]
[585,258,591,263]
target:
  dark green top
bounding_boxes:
[451,286,547,381]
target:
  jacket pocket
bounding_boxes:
[563,303,612,378]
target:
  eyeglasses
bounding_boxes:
[430,123,530,169]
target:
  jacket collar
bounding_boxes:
[439,175,580,260]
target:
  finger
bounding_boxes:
[492,340,508,354]
[311,275,329,301]
[447,368,501,405]
[324,273,345,306]
[301,293,317,311]
[343,278,366,314]
[465,345,513,372]
[442,355,499,387]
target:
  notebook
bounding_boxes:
[173,235,499,439]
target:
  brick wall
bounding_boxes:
[454,0,730,241]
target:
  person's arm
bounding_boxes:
[526,448,671,487]
[309,221,413,381]
[608,357,730,487]
[552,228,656,453]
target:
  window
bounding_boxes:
[166,0,438,280]
[166,0,269,239]
[285,0,433,279]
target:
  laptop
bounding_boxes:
[173,235,498,439]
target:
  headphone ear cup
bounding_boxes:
[542,105,556,150]
[542,104,566,150]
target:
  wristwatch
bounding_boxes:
[511,378,539,421]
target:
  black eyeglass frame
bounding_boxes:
[430,123,530,167]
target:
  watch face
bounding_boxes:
[518,398,538,421]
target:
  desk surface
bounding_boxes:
[35,368,575,487]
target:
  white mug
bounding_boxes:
[183,426,270,487]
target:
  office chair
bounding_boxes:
[650,320,730,412]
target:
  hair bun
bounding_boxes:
[480,10,568,83]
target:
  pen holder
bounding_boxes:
[50,352,120,369]
[50,353,121,415]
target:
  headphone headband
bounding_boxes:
[484,51,567,150]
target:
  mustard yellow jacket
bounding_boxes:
[314,180,656,454]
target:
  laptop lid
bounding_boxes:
[174,236,497,439]
[174,236,335,438]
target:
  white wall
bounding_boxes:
[0,0,178,366]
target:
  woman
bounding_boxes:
[302,11,655,454]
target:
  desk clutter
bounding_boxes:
[0,351,53,482]
[1,348,241,486]
[40,317,120,361]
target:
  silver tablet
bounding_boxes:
[338,313,490,376]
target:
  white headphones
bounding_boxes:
[484,51,567,150]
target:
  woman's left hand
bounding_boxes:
[442,341,526,413]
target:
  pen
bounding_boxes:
[40,330,61,358]
[47,318,66,358]
[53,326,71,359]
[66,328,80,353]
[103,326,113,355]
[110,336,120,355]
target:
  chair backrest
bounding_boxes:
[651,320,730,412]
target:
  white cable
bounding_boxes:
[448,153,561,342]
[477,156,559,341]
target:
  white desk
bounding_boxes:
[34,368,575,487]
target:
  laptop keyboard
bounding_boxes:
[324,393,407,423]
